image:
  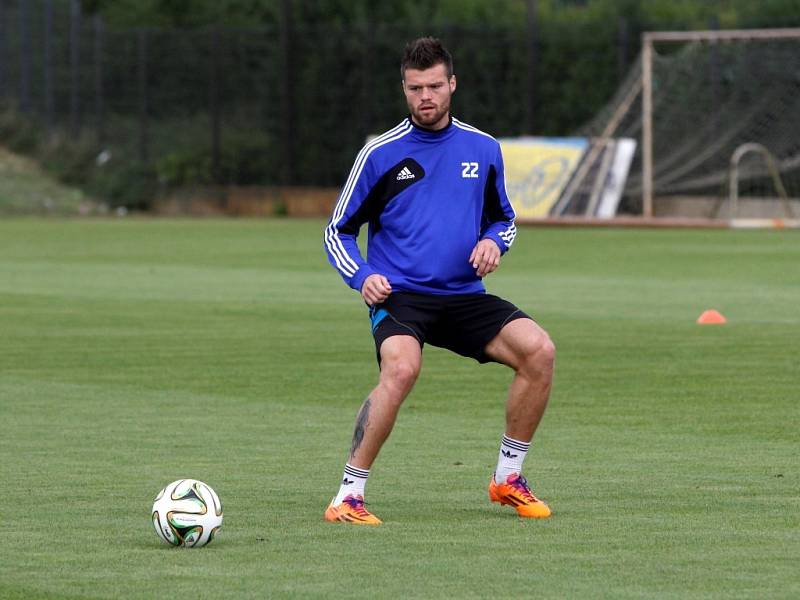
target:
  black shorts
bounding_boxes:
[368,292,530,364]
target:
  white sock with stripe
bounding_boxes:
[494,434,530,483]
[333,463,369,505]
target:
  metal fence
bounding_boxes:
[0,0,633,190]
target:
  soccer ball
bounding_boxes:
[151,479,223,547]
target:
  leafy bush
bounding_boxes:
[155,131,277,186]
[39,135,99,186]
[0,109,41,155]
[87,161,159,211]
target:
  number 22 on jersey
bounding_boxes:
[461,162,479,178]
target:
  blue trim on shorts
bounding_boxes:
[370,307,390,332]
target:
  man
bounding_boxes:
[323,37,555,525]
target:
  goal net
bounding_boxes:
[578,28,800,221]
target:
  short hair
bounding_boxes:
[400,37,454,79]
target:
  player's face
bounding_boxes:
[402,63,456,130]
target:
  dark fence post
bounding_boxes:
[44,0,55,136]
[524,0,537,134]
[0,2,6,102]
[617,16,629,84]
[18,0,31,114]
[94,14,105,144]
[361,13,374,138]
[279,0,294,185]
[708,15,720,138]
[209,27,221,183]
[69,0,81,136]
[137,28,149,163]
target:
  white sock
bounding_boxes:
[333,463,369,505]
[494,434,530,483]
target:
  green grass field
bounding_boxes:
[1,218,798,599]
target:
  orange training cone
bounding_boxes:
[697,309,727,325]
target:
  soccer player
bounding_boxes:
[323,37,555,525]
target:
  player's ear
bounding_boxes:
[449,75,456,93]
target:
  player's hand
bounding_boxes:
[469,238,501,277]
[361,274,392,306]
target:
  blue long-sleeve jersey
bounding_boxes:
[324,116,517,295]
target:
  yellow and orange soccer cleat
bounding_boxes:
[324,495,382,525]
[489,473,551,518]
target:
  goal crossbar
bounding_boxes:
[644,28,800,43]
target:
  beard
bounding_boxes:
[408,96,451,129]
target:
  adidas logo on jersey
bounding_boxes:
[396,167,415,181]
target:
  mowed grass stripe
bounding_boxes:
[1,219,798,599]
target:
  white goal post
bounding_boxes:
[641,28,800,218]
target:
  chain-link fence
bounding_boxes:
[0,0,635,204]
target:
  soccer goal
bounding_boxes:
[581,28,800,222]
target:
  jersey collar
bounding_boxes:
[407,115,455,140]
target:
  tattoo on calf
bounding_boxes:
[349,397,372,457]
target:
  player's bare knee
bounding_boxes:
[521,332,555,379]
[539,334,556,371]
[381,359,420,394]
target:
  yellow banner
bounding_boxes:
[499,138,588,218]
